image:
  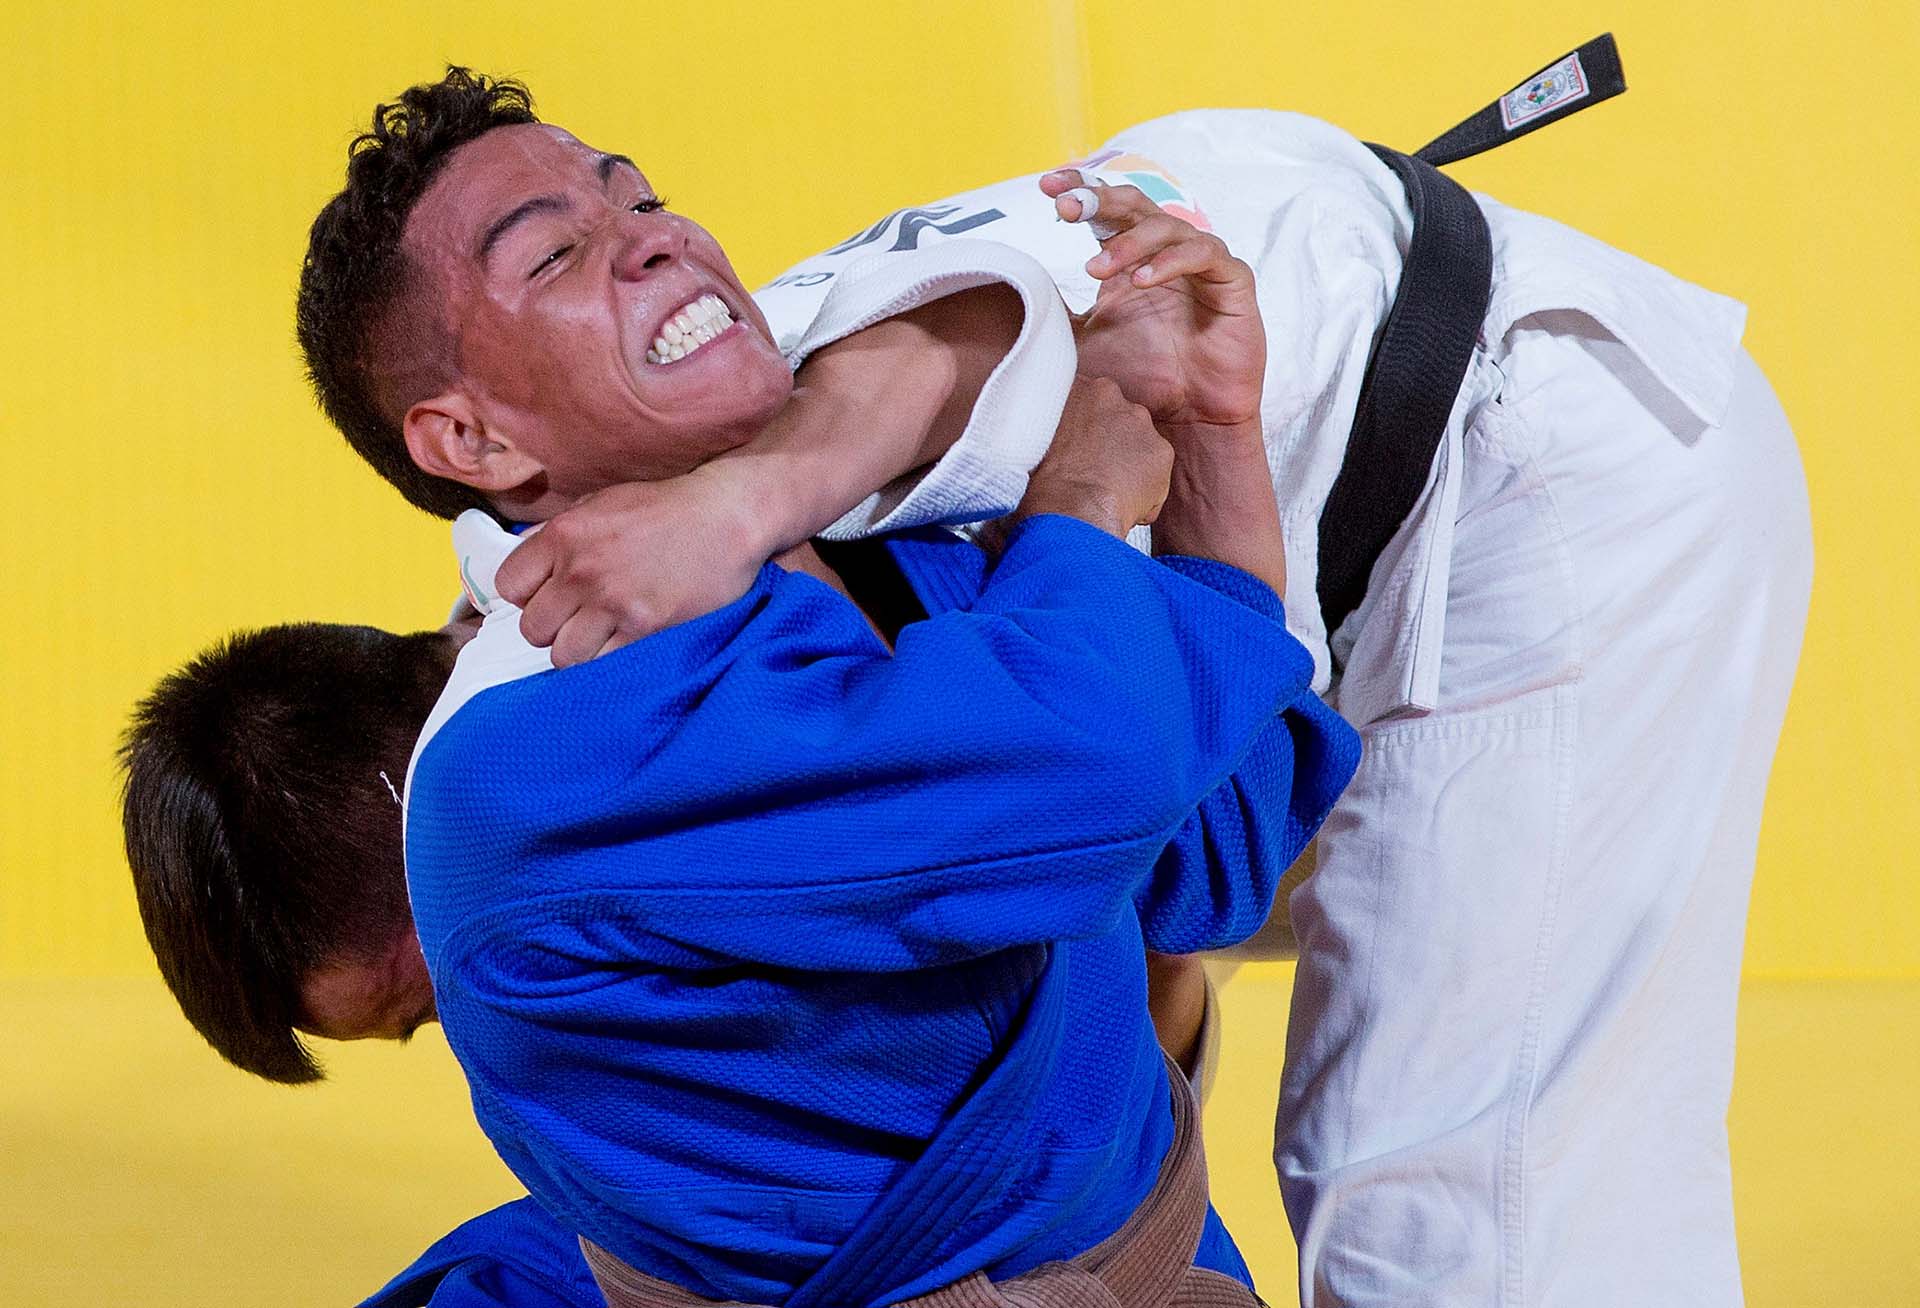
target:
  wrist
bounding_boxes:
[1150,418,1286,595]
[1157,415,1263,452]
[690,456,789,562]
[1010,483,1130,539]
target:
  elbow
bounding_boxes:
[1048,694,1245,845]
[1085,734,1212,845]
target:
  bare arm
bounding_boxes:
[1146,951,1210,1074]
[721,283,1023,555]
[1151,420,1286,596]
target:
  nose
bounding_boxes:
[609,210,683,283]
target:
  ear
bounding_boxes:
[402,391,543,494]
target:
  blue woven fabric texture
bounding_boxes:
[359,1198,602,1308]
[405,515,1360,1305]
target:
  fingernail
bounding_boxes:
[1088,251,1113,274]
[1134,264,1154,285]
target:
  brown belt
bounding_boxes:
[580,1057,1260,1308]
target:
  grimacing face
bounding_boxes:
[403,124,795,511]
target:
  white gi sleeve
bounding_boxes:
[776,240,1078,540]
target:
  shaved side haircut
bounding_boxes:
[296,66,537,519]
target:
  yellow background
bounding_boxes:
[1,1,1914,1304]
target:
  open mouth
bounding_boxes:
[645,293,737,365]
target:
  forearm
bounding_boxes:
[1150,420,1287,596]
[702,285,1023,557]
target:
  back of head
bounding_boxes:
[296,67,537,520]
[120,623,453,1082]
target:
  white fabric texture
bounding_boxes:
[755,109,1811,1307]
[1284,342,1808,1308]
[754,111,1748,714]
[405,512,554,803]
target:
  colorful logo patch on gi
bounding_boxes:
[1066,149,1213,231]
[1500,52,1590,130]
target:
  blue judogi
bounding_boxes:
[405,516,1359,1306]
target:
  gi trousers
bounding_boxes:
[1277,326,1812,1307]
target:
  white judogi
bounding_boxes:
[755,110,1811,1308]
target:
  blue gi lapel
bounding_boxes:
[784,943,1065,1308]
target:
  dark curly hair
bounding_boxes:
[296,67,538,519]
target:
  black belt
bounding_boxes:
[1316,33,1628,643]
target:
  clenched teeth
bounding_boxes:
[645,293,736,364]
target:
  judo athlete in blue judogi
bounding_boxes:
[120,159,1351,1308]
[399,447,1358,1305]
[118,67,1358,1307]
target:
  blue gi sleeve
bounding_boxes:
[409,513,1342,974]
[1130,555,1362,953]
[356,1198,602,1308]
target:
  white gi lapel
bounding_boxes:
[404,511,558,814]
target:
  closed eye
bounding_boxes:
[531,244,574,278]
[529,199,667,278]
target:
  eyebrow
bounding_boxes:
[475,154,643,267]
[476,193,575,265]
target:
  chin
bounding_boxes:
[618,341,796,476]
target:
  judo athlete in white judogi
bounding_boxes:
[726,83,1808,1308]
